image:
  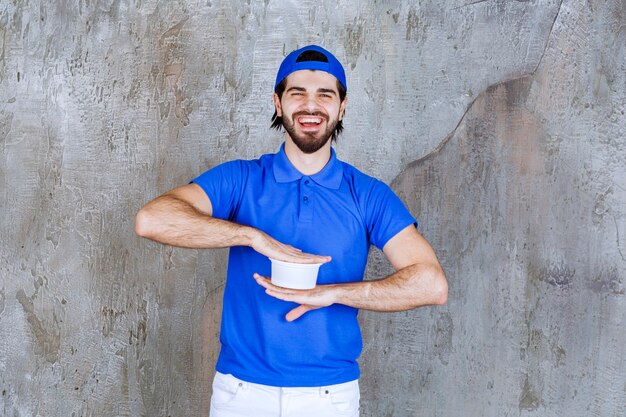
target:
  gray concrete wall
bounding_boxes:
[0,1,624,416]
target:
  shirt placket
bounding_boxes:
[299,177,314,222]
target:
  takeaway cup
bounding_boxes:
[269,258,323,289]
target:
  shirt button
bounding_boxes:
[303,196,309,202]
[304,180,310,185]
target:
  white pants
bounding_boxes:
[209,372,360,417]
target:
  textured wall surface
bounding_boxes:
[0,1,624,416]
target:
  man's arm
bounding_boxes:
[135,183,331,264]
[253,225,447,321]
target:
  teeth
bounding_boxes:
[299,117,322,124]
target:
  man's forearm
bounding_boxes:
[333,263,448,311]
[135,194,254,249]
[254,261,447,322]
[136,193,332,264]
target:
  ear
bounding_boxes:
[339,95,348,120]
[273,93,282,117]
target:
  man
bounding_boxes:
[135,45,448,417]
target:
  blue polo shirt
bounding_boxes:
[192,144,416,387]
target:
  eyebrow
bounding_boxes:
[317,88,337,96]
[285,86,337,96]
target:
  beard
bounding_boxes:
[282,110,340,154]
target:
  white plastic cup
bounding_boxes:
[269,258,323,289]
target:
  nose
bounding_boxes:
[302,95,321,113]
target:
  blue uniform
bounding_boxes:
[192,144,416,387]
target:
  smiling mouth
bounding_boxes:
[296,114,325,130]
[296,115,325,129]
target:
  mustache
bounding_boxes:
[292,110,329,120]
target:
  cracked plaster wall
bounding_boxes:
[0,1,624,416]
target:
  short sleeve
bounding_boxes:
[191,160,248,221]
[365,179,418,250]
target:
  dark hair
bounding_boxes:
[271,51,347,141]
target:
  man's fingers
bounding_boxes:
[278,250,332,265]
[286,305,306,322]
[254,274,298,301]
[252,275,328,322]
[285,245,303,253]
[286,305,318,322]
[259,235,330,264]
[254,273,275,292]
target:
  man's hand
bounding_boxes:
[253,273,337,321]
[253,225,448,320]
[250,230,331,265]
[136,183,331,265]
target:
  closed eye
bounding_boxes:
[286,87,306,96]
[318,88,337,98]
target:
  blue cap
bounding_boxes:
[274,45,347,92]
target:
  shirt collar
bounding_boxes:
[273,143,344,189]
